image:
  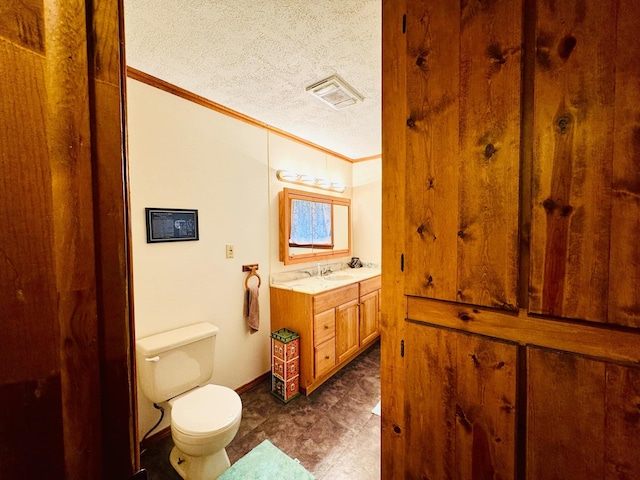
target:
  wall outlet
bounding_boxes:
[225,244,234,258]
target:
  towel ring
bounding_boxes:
[244,268,261,290]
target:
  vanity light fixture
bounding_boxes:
[277,170,299,181]
[276,169,346,193]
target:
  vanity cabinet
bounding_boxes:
[270,275,381,394]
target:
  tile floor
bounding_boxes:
[140,341,381,479]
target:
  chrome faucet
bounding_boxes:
[318,264,332,277]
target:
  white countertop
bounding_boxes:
[270,266,381,295]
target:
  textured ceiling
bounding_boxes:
[124,0,381,160]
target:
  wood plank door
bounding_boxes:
[404,321,518,480]
[0,0,135,478]
[529,0,640,327]
[404,0,522,311]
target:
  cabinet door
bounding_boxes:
[336,300,359,363]
[405,321,518,480]
[359,290,379,346]
[527,348,640,479]
[404,0,522,310]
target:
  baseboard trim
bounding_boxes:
[140,371,271,448]
[236,371,271,395]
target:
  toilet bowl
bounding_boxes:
[135,322,243,480]
[168,384,242,480]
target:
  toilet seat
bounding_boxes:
[171,384,242,437]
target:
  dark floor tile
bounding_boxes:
[140,436,181,480]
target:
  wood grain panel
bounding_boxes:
[527,348,606,479]
[44,1,102,475]
[455,335,517,480]
[1,0,132,476]
[381,0,408,476]
[313,283,358,313]
[314,338,335,378]
[604,362,640,478]
[336,299,359,363]
[405,321,517,479]
[2,5,63,478]
[88,0,137,474]
[608,0,640,328]
[359,290,379,346]
[0,377,64,478]
[404,0,460,301]
[457,0,522,311]
[0,0,44,53]
[359,274,381,296]
[0,37,57,384]
[407,296,640,365]
[405,323,457,479]
[530,0,616,322]
[527,349,640,479]
[314,309,335,346]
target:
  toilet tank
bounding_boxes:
[136,322,219,404]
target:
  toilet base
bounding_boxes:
[169,445,231,480]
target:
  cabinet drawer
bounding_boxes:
[315,338,335,377]
[360,275,381,296]
[314,309,335,346]
[314,284,358,313]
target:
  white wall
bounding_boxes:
[127,79,381,438]
[128,79,272,437]
[352,158,382,264]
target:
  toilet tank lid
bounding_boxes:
[136,322,219,356]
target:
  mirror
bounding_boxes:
[279,188,351,265]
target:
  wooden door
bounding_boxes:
[527,348,640,479]
[404,322,518,480]
[336,300,360,363]
[359,290,379,346]
[404,0,522,310]
[0,1,135,478]
[529,0,640,327]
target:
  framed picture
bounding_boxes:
[145,208,199,243]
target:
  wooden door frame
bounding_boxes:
[90,0,139,476]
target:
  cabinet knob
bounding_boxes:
[325,355,330,360]
[324,325,329,329]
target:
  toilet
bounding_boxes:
[136,322,242,480]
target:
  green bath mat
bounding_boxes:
[219,440,314,480]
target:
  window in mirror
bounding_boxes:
[279,188,351,265]
[290,199,333,248]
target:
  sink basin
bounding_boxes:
[324,274,354,282]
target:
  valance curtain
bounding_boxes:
[290,199,333,247]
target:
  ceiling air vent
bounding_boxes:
[306,75,364,109]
